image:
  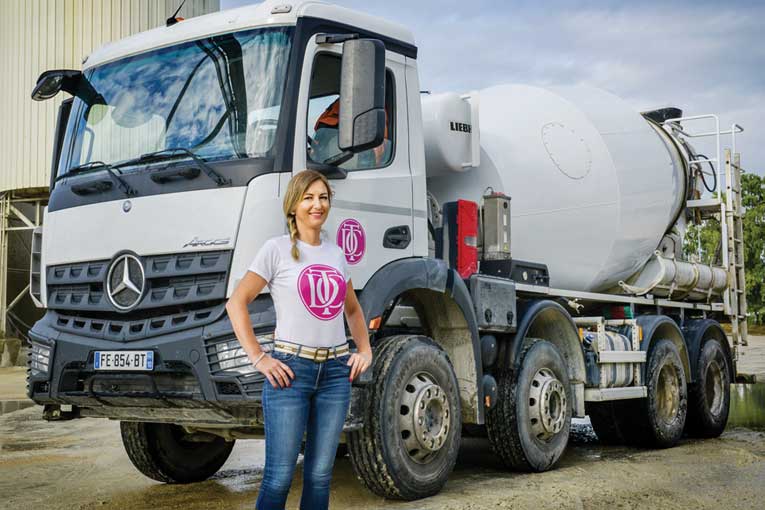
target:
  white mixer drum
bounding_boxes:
[424,84,686,292]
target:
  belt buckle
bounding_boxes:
[313,347,330,362]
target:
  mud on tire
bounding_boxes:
[630,338,688,447]
[486,339,572,472]
[347,335,461,500]
[120,422,234,483]
[686,338,731,438]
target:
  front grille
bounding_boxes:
[58,368,204,404]
[46,250,232,313]
[52,303,225,342]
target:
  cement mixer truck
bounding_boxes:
[27,0,749,500]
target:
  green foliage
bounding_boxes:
[683,217,721,265]
[682,173,765,324]
[741,173,765,324]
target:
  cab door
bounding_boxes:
[291,37,413,288]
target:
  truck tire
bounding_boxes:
[347,335,461,500]
[630,338,688,447]
[686,338,730,438]
[120,422,234,483]
[486,339,571,471]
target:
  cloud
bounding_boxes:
[221,0,764,175]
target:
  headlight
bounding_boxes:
[30,342,51,374]
[215,332,274,374]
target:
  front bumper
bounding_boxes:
[27,300,277,426]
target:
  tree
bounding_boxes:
[741,173,765,324]
[683,216,721,266]
[682,173,765,324]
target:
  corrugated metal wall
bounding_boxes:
[0,0,220,193]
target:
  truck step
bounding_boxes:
[687,198,722,211]
[584,386,647,402]
[597,351,646,363]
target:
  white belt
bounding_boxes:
[273,340,350,363]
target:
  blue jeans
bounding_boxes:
[256,350,352,510]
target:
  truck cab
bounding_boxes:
[29,0,467,499]
[28,0,741,501]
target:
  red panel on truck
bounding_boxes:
[456,199,478,278]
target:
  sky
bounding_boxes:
[222,0,764,176]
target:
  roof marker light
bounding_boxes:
[272,4,292,14]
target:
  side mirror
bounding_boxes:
[338,39,385,153]
[31,69,82,101]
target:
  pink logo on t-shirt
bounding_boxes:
[297,264,347,320]
[337,219,365,265]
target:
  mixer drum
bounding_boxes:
[424,84,687,292]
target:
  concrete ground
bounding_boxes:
[739,333,765,382]
[0,336,763,510]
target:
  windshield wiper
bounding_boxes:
[57,161,137,196]
[115,148,230,186]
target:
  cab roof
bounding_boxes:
[84,0,416,69]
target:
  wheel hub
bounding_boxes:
[399,372,450,463]
[656,363,680,424]
[528,367,567,441]
[705,359,724,416]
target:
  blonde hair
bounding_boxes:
[283,170,332,261]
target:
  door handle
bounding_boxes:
[383,225,411,249]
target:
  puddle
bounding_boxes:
[727,383,765,431]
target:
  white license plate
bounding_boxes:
[94,351,154,371]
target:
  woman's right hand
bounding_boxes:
[255,354,295,389]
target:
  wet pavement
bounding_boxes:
[1,406,763,510]
[1,338,764,509]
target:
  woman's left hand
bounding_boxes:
[347,350,373,382]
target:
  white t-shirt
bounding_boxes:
[248,234,350,348]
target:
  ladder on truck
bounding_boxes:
[662,115,748,351]
[725,150,748,347]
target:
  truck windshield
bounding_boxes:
[58,26,293,177]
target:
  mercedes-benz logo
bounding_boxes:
[106,254,145,311]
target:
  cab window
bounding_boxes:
[306,53,394,170]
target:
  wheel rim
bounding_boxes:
[528,367,567,441]
[399,371,450,464]
[656,363,680,424]
[705,358,725,416]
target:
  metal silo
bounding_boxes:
[0,0,220,362]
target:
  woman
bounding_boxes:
[225,169,372,510]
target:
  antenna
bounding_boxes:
[166,0,188,27]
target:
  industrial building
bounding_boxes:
[0,0,220,364]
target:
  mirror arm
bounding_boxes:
[306,161,348,180]
[323,151,354,167]
[316,33,359,45]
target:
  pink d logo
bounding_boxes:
[337,219,365,265]
[297,264,347,321]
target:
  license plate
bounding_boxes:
[94,351,154,371]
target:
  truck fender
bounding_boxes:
[509,300,586,417]
[636,315,691,382]
[358,257,484,424]
[681,319,734,383]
